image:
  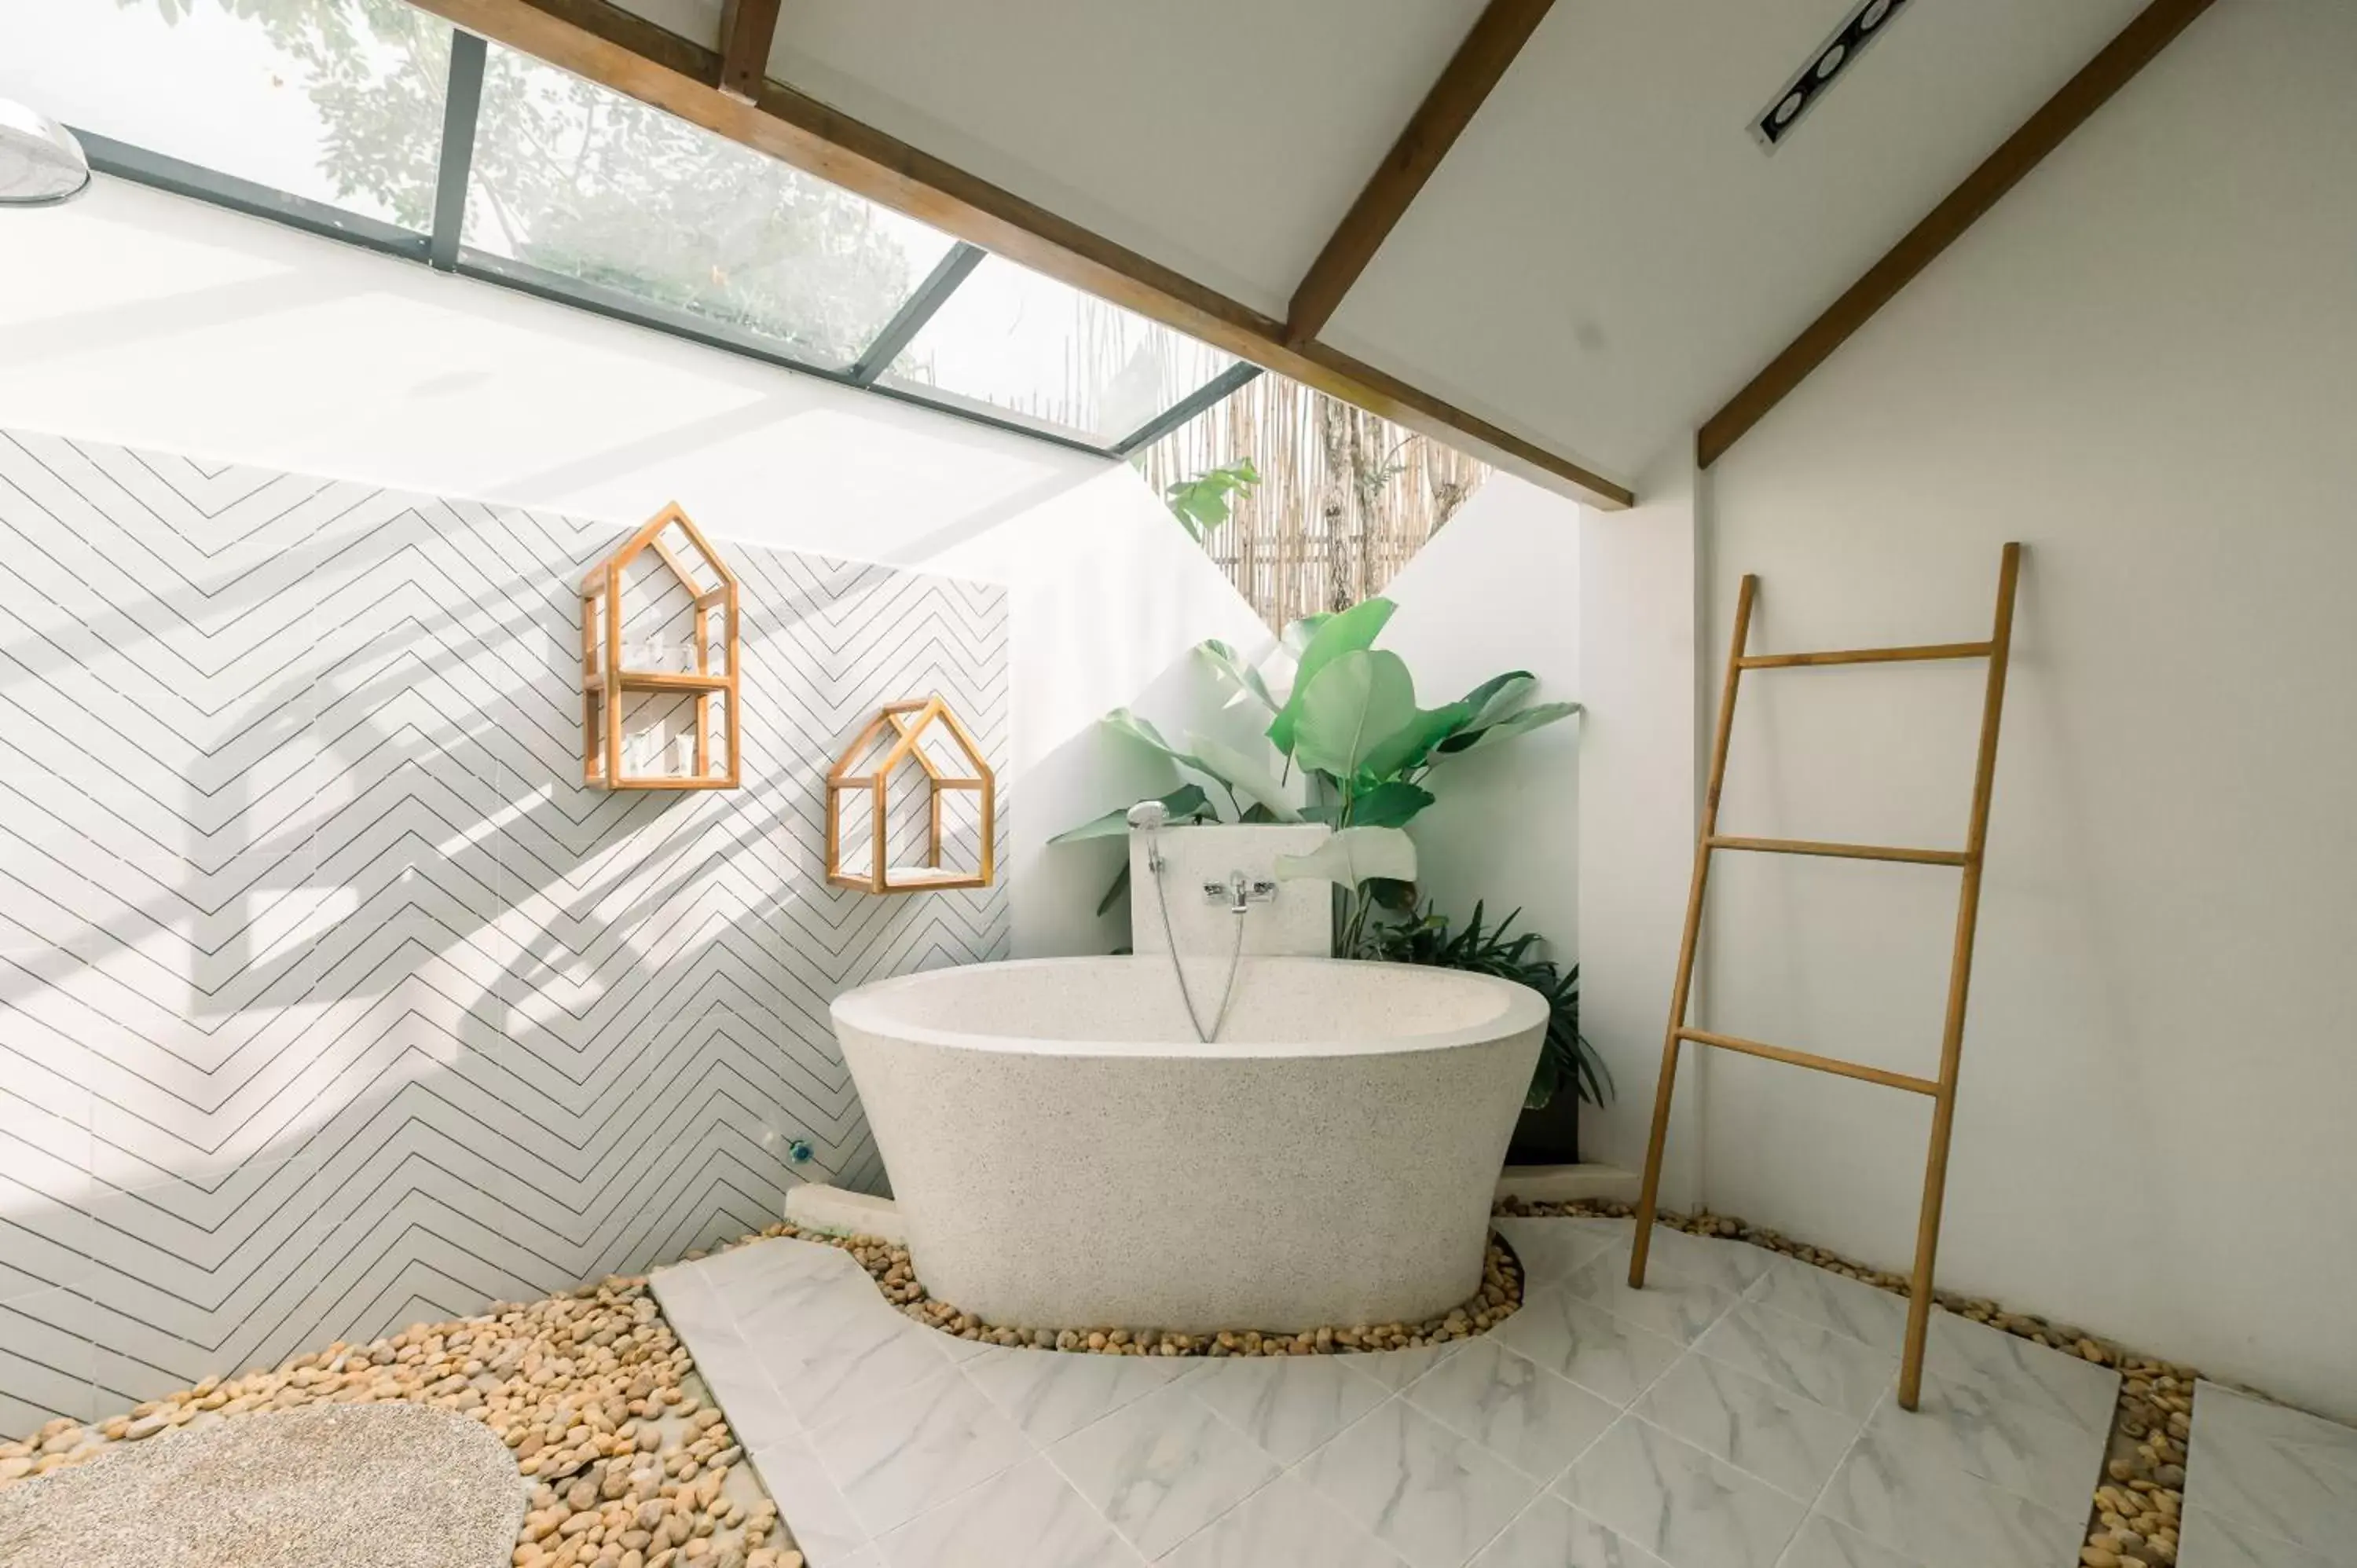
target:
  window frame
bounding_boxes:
[57,13,1263,462]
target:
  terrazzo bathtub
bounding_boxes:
[831,954,1545,1332]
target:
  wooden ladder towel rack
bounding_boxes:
[1628,541,2022,1412]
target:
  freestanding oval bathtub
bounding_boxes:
[832,955,1545,1333]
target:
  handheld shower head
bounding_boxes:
[1126,800,1170,830]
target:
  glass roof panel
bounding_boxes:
[0,0,449,229]
[880,255,1240,445]
[461,42,959,371]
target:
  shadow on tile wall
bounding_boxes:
[0,428,1007,1433]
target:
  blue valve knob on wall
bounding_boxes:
[785,1138,813,1166]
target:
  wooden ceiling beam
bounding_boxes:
[1697,0,2218,469]
[404,0,1633,508]
[1285,0,1556,346]
[714,0,782,104]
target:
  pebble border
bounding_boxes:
[0,1277,797,1568]
[1494,1196,2192,1568]
[1,1201,2298,1568]
[690,1222,1526,1357]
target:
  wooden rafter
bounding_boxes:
[1285,0,1556,345]
[1697,0,2218,468]
[401,0,1634,509]
[714,0,782,104]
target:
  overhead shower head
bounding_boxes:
[0,99,90,207]
[1126,800,1170,830]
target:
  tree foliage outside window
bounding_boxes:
[115,0,945,365]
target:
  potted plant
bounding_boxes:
[1053,597,1604,1129]
[1357,901,1608,1163]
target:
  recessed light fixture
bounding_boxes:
[1752,0,1917,152]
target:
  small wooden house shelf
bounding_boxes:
[827,697,995,892]
[581,503,741,790]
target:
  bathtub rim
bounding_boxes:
[830,954,1549,1061]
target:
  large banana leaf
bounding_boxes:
[1340,779,1435,828]
[1435,700,1582,756]
[1456,671,1538,730]
[1290,650,1417,780]
[1270,825,1418,888]
[1188,732,1301,822]
[1195,640,1277,712]
[1101,707,1210,772]
[1279,612,1331,659]
[1267,599,1395,756]
[1359,697,1477,779]
[1047,782,1211,844]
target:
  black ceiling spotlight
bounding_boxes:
[1753,0,1918,152]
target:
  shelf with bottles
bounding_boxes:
[580,503,741,790]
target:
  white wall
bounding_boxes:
[1698,0,2357,1419]
[1382,474,1582,967]
[0,174,1264,962]
[927,475,1270,957]
[1575,452,1702,1189]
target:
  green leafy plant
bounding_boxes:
[1358,902,1611,1110]
[1050,597,1579,950]
[1163,459,1262,541]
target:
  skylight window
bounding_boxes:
[883,255,1240,445]
[461,42,959,370]
[0,0,448,232]
[0,0,1271,460]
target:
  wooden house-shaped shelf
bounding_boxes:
[827,697,995,892]
[581,503,741,790]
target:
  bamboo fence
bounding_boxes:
[897,289,1489,632]
[1136,374,1490,633]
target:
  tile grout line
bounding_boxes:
[1453,1248,1763,1568]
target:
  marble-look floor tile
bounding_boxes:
[814,1366,1032,1537]
[2176,1506,2337,1568]
[651,1263,742,1348]
[1774,1514,1926,1568]
[1158,1471,1409,1568]
[875,1454,1145,1568]
[1563,1253,1740,1347]
[1741,1262,1908,1355]
[1471,1495,1670,1568]
[1402,1337,1620,1482]
[1489,1288,1684,1408]
[702,1235,856,1298]
[962,1345,1196,1446]
[1631,1352,1865,1503]
[1815,1422,2083,1568]
[1047,1381,1281,1560]
[1923,1310,2117,1436]
[768,1305,953,1431]
[1189,1352,1389,1464]
[2184,1381,2357,1555]
[1358,1340,1465,1392]
[1557,1416,1806,1568]
[685,1328,801,1451]
[1694,1305,1897,1420]
[1860,1366,2102,1518]
[732,1251,903,1387]
[1629,1229,1781,1295]
[750,1432,870,1565]
[1494,1218,1620,1288]
[1297,1398,1541,1568]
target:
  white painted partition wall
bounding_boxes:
[0,174,1266,963]
[1696,0,2357,1421]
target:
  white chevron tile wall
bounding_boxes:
[0,429,1008,1437]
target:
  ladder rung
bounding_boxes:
[1739,641,1992,669]
[1708,835,1968,867]
[1678,1029,1940,1096]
